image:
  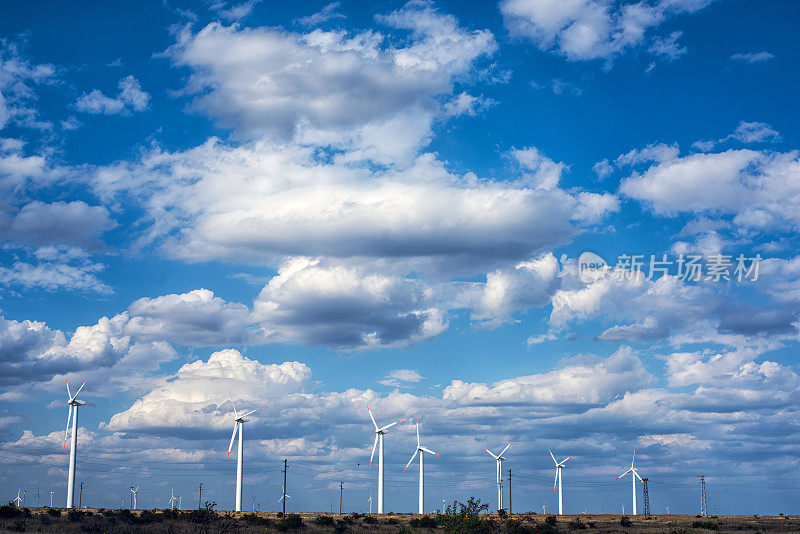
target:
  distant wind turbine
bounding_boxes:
[130,486,139,510]
[50,491,54,507]
[14,489,22,507]
[484,442,512,512]
[367,491,373,513]
[64,379,87,509]
[169,489,179,510]
[616,450,643,515]
[549,449,572,515]
[404,418,439,514]
[278,485,291,505]
[226,400,259,512]
[367,406,402,514]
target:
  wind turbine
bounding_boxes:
[14,489,22,507]
[226,400,259,512]
[616,450,643,515]
[367,406,402,514]
[549,449,572,515]
[403,418,439,514]
[367,491,373,513]
[484,442,512,513]
[168,489,179,510]
[278,485,291,506]
[64,379,87,509]
[130,486,139,510]
[50,491,54,507]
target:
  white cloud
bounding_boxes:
[379,368,424,387]
[500,0,711,63]
[620,149,800,232]
[251,257,447,349]
[726,121,781,144]
[164,3,496,155]
[0,260,111,294]
[0,200,115,247]
[93,139,613,274]
[509,147,567,190]
[730,51,774,63]
[295,2,345,26]
[106,349,310,434]
[648,31,686,61]
[0,43,56,130]
[74,75,150,115]
[441,92,496,117]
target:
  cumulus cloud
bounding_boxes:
[93,139,615,275]
[0,200,115,247]
[107,349,310,435]
[620,149,800,233]
[0,260,111,294]
[164,2,496,157]
[74,75,150,115]
[0,43,56,130]
[500,0,711,64]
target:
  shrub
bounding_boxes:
[278,513,303,530]
[0,505,21,519]
[47,508,61,517]
[568,517,588,530]
[241,512,271,526]
[545,515,558,526]
[362,514,378,524]
[410,515,439,528]
[498,508,507,518]
[620,515,632,527]
[436,497,490,534]
[314,514,335,526]
[691,520,719,530]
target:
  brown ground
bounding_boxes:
[2,507,799,533]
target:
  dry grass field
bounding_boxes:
[2,505,800,534]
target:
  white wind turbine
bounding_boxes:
[130,486,139,510]
[64,379,87,509]
[549,449,572,515]
[278,485,291,505]
[14,489,22,507]
[226,401,259,512]
[367,406,402,514]
[484,442,512,512]
[367,491,373,513]
[168,489,179,510]
[616,450,643,515]
[403,418,439,514]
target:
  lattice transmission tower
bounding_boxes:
[642,477,650,517]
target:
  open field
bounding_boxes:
[2,507,800,533]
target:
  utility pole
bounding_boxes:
[642,478,650,517]
[198,483,203,510]
[339,481,343,514]
[282,459,287,516]
[699,476,707,517]
[79,482,83,508]
[507,469,512,516]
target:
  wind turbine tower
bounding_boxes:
[484,442,512,513]
[404,418,439,514]
[226,401,259,512]
[14,490,22,507]
[549,449,572,515]
[64,379,87,509]
[367,406,402,514]
[130,486,139,510]
[616,450,643,515]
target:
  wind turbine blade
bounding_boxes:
[242,408,259,418]
[379,420,403,432]
[66,378,72,399]
[404,449,419,471]
[549,449,557,464]
[368,433,379,468]
[63,406,72,448]
[227,422,238,459]
[634,471,643,482]
[367,405,378,430]
[561,456,573,464]
[416,418,420,447]
[553,468,558,492]
[632,449,636,468]
[616,468,632,479]
[484,447,499,460]
[499,441,513,457]
[73,379,87,399]
[420,446,438,456]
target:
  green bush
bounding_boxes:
[47,508,61,517]
[241,512,271,526]
[545,515,558,526]
[691,520,719,530]
[436,497,490,534]
[620,515,632,527]
[362,514,378,524]
[0,505,21,519]
[277,513,303,531]
[410,515,439,528]
[568,517,588,529]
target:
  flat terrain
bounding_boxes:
[2,507,800,533]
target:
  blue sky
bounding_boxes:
[1,0,799,515]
